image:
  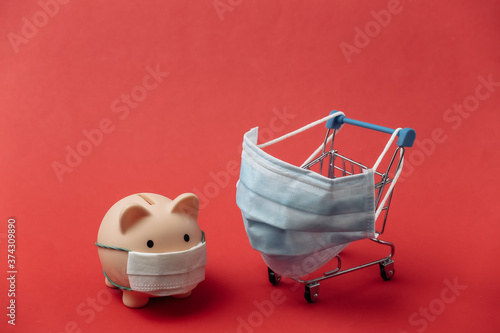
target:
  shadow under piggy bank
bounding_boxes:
[129,275,225,319]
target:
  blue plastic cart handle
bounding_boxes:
[325,111,416,147]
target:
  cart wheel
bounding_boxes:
[304,283,320,303]
[268,267,281,286]
[379,259,395,281]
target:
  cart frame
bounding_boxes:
[266,112,415,303]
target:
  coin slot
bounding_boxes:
[137,193,155,205]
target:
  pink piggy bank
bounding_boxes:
[96,193,206,308]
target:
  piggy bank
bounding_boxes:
[96,193,206,308]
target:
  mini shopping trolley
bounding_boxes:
[236,111,416,303]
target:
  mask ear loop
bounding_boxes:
[372,128,404,221]
[95,242,133,290]
[95,242,130,252]
[373,128,401,171]
[257,111,345,149]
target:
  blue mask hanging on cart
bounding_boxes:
[236,112,402,278]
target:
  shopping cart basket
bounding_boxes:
[236,111,416,303]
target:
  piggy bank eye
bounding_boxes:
[184,234,190,242]
[147,240,154,248]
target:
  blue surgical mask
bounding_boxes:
[236,112,402,278]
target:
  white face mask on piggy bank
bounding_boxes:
[96,193,206,308]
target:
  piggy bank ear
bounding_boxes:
[170,193,199,220]
[119,204,150,234]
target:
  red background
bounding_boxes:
[1,0,499,332]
